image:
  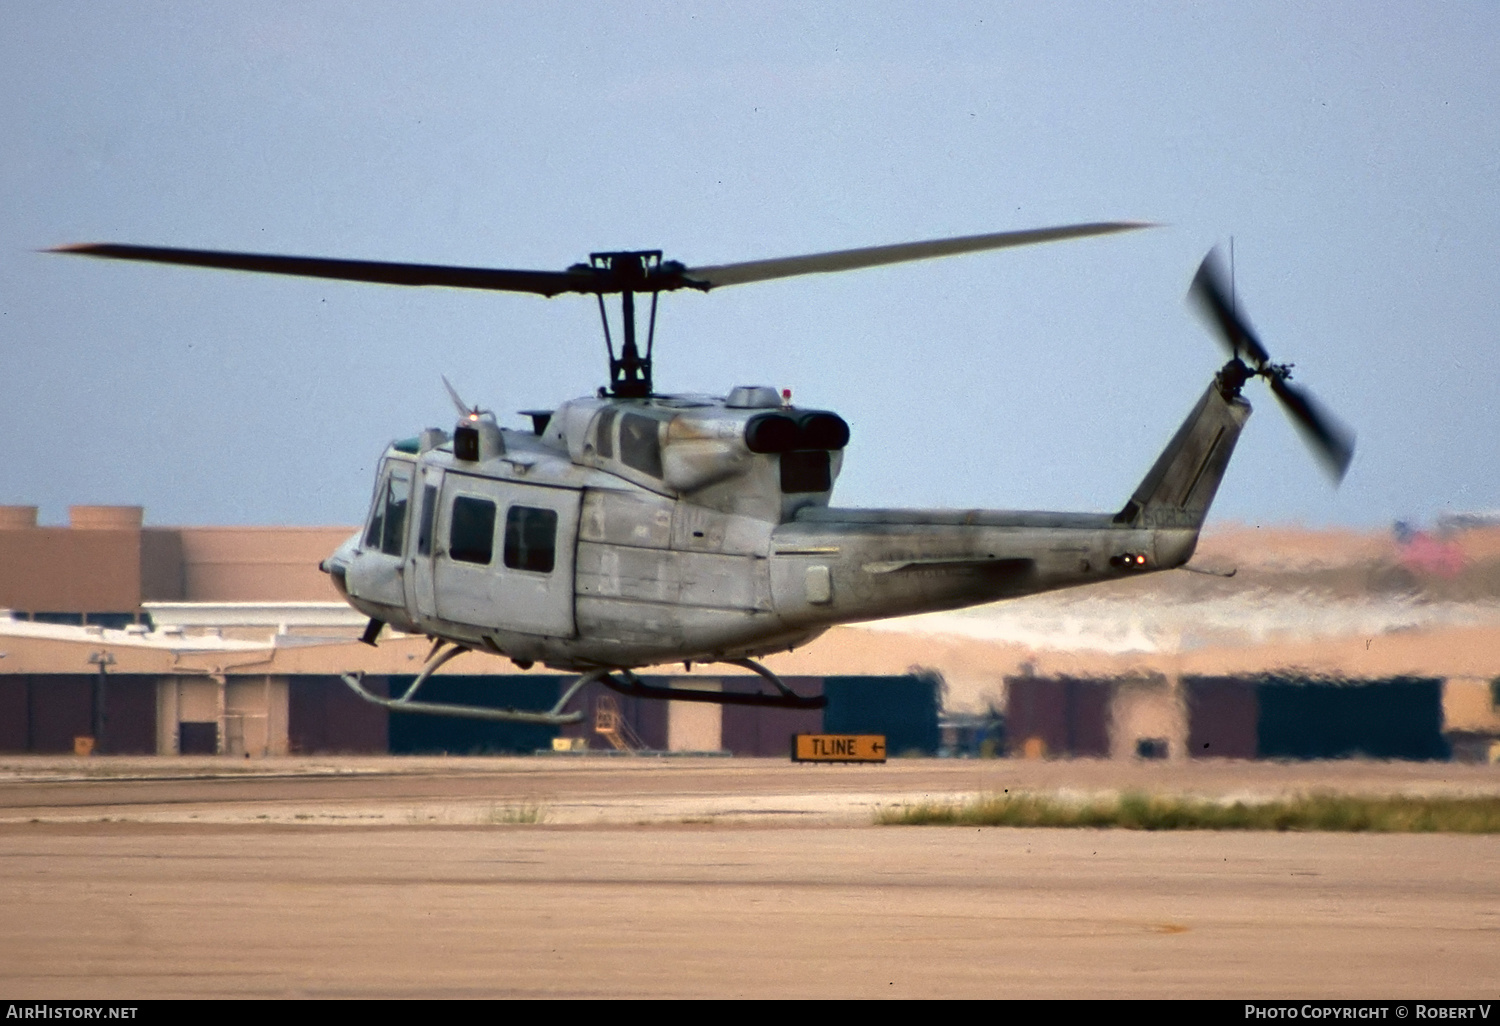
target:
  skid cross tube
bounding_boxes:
[600,658,826,710]
[340,647,600,724]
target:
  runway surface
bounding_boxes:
[2,757,1497,998]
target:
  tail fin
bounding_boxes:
[1113,379,1251,530]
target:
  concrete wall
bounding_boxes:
[0,529,142,613]
[0,506,351,617]
[175,528,352,602]
[667,681,722,752]
[1443,676,1500,734]
[1108,676,1185,760]
[154,675,291,756]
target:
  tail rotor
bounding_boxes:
[1189,248,1355,483]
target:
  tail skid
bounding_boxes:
[1114,372,1251,531]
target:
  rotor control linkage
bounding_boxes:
[599,657,827,710]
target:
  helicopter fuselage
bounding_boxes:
[323,374,1251,673]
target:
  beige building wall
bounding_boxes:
[154,680,178,755]
[1108,676,1186,761]
[668,682,722,752]
[154,674,290,756]
[0,505,354,614]
[0,529,142,612]
[177,528,353,602]
[1443,677,1500,733]
[224,678,285,756]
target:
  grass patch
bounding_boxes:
[876,792,1500,833]
[485,802,547,825]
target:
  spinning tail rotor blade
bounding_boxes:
[1187,246,1355,484]
[1267,373,1356,483]
[1189,248,1270,365]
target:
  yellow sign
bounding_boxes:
[792,734,887,763]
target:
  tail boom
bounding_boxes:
[1113,375,1251,532]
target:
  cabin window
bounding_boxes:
[449,496,497,564]
[619,413,662,478]
[416,484,437,556]
[780,450,831,493]
[365,466,412,556]
[504,506,558,574]
[595,408,617,459]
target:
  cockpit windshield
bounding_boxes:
[363,463,412,556]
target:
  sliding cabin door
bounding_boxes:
[430,474,580,637]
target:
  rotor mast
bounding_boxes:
[589,250,663,398]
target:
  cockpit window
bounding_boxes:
[379,468,412,556]
[363,491,384,550]
[620,413,662,478]
[364,464,412,555]
[595,408,617,460]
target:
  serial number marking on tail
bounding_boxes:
[791,734,887,763]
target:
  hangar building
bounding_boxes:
[2,505,1498,761]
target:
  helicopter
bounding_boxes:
[54,223,1354,725]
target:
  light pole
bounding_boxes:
[87,651,114,752]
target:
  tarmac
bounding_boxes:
[1,756,1497,998]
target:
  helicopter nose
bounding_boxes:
[322,562,350,598]
[319,534,360,598]
[319,556,350,598]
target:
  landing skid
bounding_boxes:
[340,647,825,723]
[341,641,591,724]
[600,658,826,710]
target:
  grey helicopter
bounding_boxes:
[55,223,1354,724]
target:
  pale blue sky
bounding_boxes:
[2,3,1496,528]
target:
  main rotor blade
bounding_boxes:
[1268,373,1356,483]
[683,221,1153,289]
[54,221,1153,297]
[1189,248,1270,365]
[51,243,594,297]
